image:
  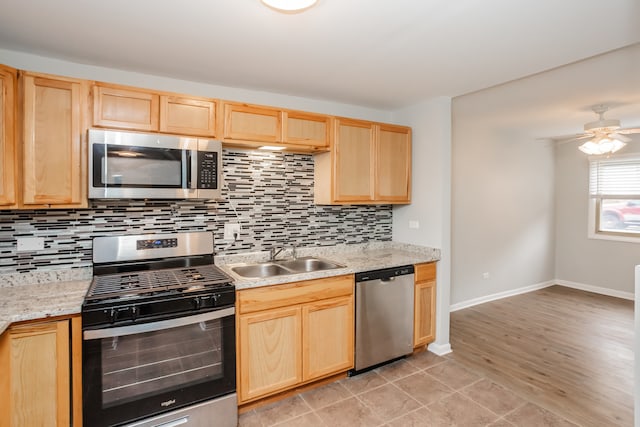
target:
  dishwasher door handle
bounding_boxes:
[380,277,396,282]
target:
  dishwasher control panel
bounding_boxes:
[355,265,414,282]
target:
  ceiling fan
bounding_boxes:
[555,105,640,155]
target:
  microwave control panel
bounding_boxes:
[197,152,218,189]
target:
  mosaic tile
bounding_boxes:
[0,149,392,273]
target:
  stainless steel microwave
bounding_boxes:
[88,129,222,200]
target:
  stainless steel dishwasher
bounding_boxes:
[352,265,415,373]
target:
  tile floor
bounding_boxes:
[238,352,578,427]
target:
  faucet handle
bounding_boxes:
[291,245,297,260]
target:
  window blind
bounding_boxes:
[589,155,640,198]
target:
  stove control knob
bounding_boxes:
[108,308,117,324]
[193,297,201,310]
[212,294,220,305]
[131,306,138,321]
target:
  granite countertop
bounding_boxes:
[0,242,440,335]
[0,268,92,335]
[215,241,440,290]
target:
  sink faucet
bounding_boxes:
[269,247,284,261]
[269,245,297,261]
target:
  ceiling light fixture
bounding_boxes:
[578,136,626,156]
[261,0,318,13]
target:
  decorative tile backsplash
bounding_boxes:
[0,149,392,273]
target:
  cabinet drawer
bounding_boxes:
[237,274,353,314]
[415,262,436,282]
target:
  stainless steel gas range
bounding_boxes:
[81,231,237,427]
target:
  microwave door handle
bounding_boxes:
[188,150,198,189]
[83,307,235,340]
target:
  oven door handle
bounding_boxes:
[83,307,234,340]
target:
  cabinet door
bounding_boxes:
[159,95,216,137]
[302,295,354,381]
[0,66,16,207]
[376,124,411,202]
[93,85,159,131]
[283,111,331,150]
[414,263,436,347]
[222,103,281,143]
[334,119,374,202]
[22,74,86,207]
[238,306,302,402]
[0,319,70,427]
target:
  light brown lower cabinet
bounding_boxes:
[0,316,82,427]
[414,263,436,347]
[237,275,354,404]
[239,305,302,401]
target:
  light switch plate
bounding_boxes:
[16,237,45,252]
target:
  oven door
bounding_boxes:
[82,307,236,427]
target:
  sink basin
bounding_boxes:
[228,256,345,278]
[277,257,344,273]
[230,263,291,278]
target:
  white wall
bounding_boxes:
[556,138,640,294]
[392,97,452,354]
[451,100,556,306]
[0,48,392,123]
[450,43,640,306]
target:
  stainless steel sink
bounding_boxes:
[230,263,291,278]
[229,256,345,278]
[276,257,343,273]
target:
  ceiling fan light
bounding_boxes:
[610,139,626,153]
[578,137,626,155]
[261,0,318,12]
[578,140,601,155]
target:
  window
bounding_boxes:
[589,154,640,241]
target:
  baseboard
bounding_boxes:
[450,280,555,312]
[427,342,452,356]
[555,279,634,300]
[450,279,635,312]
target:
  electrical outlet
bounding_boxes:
[482,272,490,279]
[409,220,420,229]
[16,237,45,252]
[224,223,241,240]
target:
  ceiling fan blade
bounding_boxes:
[552,133,592,143]
[608,132,631,143]
[616,128,640,135]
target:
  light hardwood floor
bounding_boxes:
[239,285,633,426]
[449,285,634,427]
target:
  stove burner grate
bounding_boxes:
[86,264,232,302]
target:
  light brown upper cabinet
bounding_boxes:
[283,111,331,150]
[159,95,216,137]
[93,84,219,137]
[314,118,411,205]
[20,72,88,208]
[0,65,16,207]
[375,124,411,201]
[222,102,281,144]
[93,84,159,131]
[221,102,332,152]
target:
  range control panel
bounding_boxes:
[136,238,178,250]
